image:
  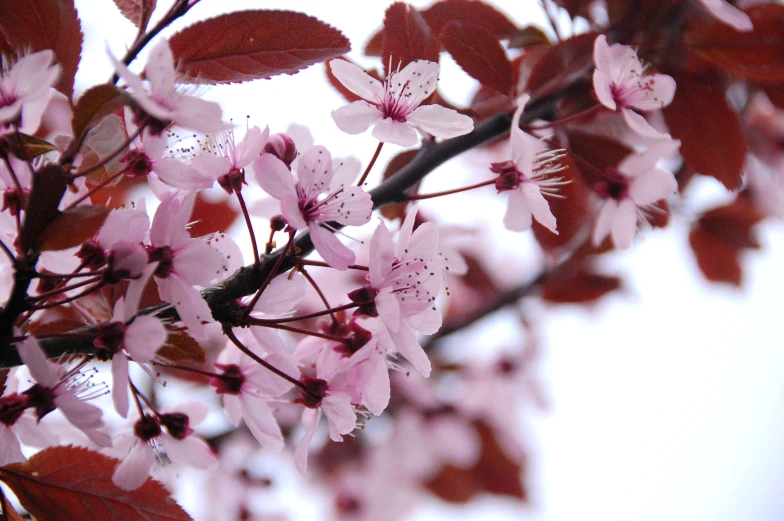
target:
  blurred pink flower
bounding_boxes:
[0,50,61,133]
[330,59,474,146]
[698,0,752,31]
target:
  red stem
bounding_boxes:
[357,141,384,187]
[406,178,496,201]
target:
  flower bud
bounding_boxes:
[264,133,297,169]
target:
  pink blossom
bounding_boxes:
[698,0,752,31]
[0,50,61,133]
[110,39,226,133]
[330,59,474,147]
[593,35,676,139]
[592,140,680,249]
[147,192,230,340]
[16,336,111,447]
[112,403,218,490]
[192,125,269,194]
[255,145,372,270]
[76,204,149,280]
[491,95,566,233]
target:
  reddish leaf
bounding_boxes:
[0,446,192,521]
[663,75,747,190]
[71,85,127,149]
[689,193,763,286]
[532,154,592,251]
[364,29,383,57]
[169,10,350,84]
[541,265,622,303]
[0,0,83,98]
[157,330,206,365]
[76,284,124,324]
[19,164,69,253]
[325,57,382,103]
[2,133,59,160]
[382,3,439,75]
[38,205,111,251]
[763,84,784,109]
[508,26,551,49]
[188,192,239,237]
[686,5,784,84]
[421,0,517,39]
[565,130,633,187]
[439,21,513,96]
[378,149,420,222]
[525,32,596,98]
[426,421,526,502]
[113,0,156,30]
[551,0,593,18]
[468,85,515,119]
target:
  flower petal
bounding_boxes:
[523,182,558,234]
[161,433,218,470]
[407,105,474,140]
[242,394,284,451]
[371,118,418,147]
[331,101,382,135]
[112,353,129,418]
[503,188,534,232]
[329,59,384,102]
[611,198,638,250]
[593,199,617,247]
[17,336,56,387]
[113,441,154,490]
[254,153,297,200]
[629,167,677,206]
[322,395,356,442]
[310,223,355,271]
[125,316,168,362]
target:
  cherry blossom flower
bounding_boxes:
[16,336,111,447]
[592,140,681,249]
[110,39,226,133]
[146,192,231,340]
[0,50,61,133]
[698,0,752,31]
[0,390,57,465]
[491,95,566,234]
[329,59,474,147]
[111,402,218,490]
[255,145,372,270]
[94,265,168,417]
[592,35,676,139]
[192,125,269,194]
[76,204,149,281]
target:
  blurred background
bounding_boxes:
[69,1,784,520]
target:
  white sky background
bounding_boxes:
[73,1,784,520]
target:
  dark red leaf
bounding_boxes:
[508,25,551,49]
[532,154,592,251]
[364,29,383,57]
[38,205,111,251]
[188,192,239,237]
[0,446,192,521]
[421,0,517,39]
[525,32,596,98]
[169,10,350,84]
[71,85,127,150]
[763,84,784,109]
[379,149,420,222]
[689,193,763,286]
[425,421,526,502]
[113,0,156,30]
[0,0,83,98]
[382,3,439,75]
[468,85,515,119]
[686,5,784,84]
[565,130,633,186]
[541,265,622,303]
[20,164,69,253]
[2,133,59,160]
[552,0,593,18]
[439,21,513,96]
[325,57,382,103]
[157,330,206,365]
[663,74,747,190]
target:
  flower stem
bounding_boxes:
[63,163,133,210]
[251,302,359,325]
[299,259,369,271]
[406,178,496,200]
[357,141,384,187]
[298,266,337,325]
[243,233,294,317]
[247,320,348,343]
[236,191,260,265]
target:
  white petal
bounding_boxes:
[254,153,297,200]
[112,353,130,418]
[629,167,677,206]
[329,59,384,101]
[611,198,638,250]
[310,223,355,271]
[593,199,617,247]
[622,108,671,139]
[242,395,284,451]
[125,316,168,362]
[113,441,154,490]
[161,433,218,470]
[322,395,356,441]
[372,118,418,147]
[331,101,382,135]
[503,188,533,232]
[524,182,558,234]
[0,426,25,466]
[407,105,474,139]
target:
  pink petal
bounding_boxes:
[407,105,474,140]
[161,277,213,340]
[17,336,56,387]
[313,186,372,227]
[253,273,307,315]
[223,394,242,426]
[322,395,356,442]
[375,288,401,332]
[329,60,384,102]
[280,194,308,229]
[112,352,130,418]
[54,392,104,431]
[371,119,418,147]
[393,60,440,107]
[618,140,681,178]
[396,204,419,257]
[124,316,167,362]
[160,433,218,470]
[0,426,24,466]
[389,326,431,377]
[405,307,442,335]
[593,199,617,247]
[592,35,613,78]
[406,221,439,263]
[155,158,214,191]
[297,146,334,202]
[503,188,534,232]
[174,95,228,134]
[248,325,289,359]
[173,239,226,286]
[12,413,59,448]
[295,409,320,474]
[241,394,284,451]
[113,441,154,490]
[331,101,382,135]
[254,153,297,200]
[699,0,753,31]
[622,108,671,139]
[145,40,176,98]
[524,182,558,234]
[611,198,638,250]
[361,356,390,416]
[98,208,149,248]
[235,125,269,167]
[310,223,355,271]
[109,51,171,122]
[626,74,676,111]
[593,69,617,110]
[124,263,157,317]
[369,221,396,287]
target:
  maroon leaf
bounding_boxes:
[468,85,515,119]
[113,0,156,30]
[0,446,193,521]
[541,265,622,303]
[157,330,207,365]
[551,0,593,18]
[686,5,784,84]
[525,32,596,98]
[689,192,763,286]
[508,26,551,49]
[188,192,240,237]
[2,133,59,160]
[169,10,350,84]
[38,205,111,251]
[0,0,83,98]
[364,29,383,57]
[71,84,127,149]
[379,149,420,222]
[663,74,747,190]
[439,21,513,96]
[19,164,69,254]
[382,3,439,75]
[425,421,526,502]
[422,0,517,39]
[565,130,633,187]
